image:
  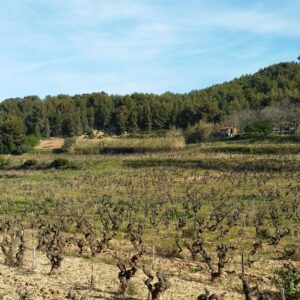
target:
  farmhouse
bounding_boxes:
[219,126,238,138]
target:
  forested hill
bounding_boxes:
[0,61,299,137]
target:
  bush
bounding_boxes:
[256,227,272,240]
[274,264,300,299]
[22,159,38,168]
[86,128,95,139]
[182,227,195,239]
[49,158,77,169]
[156,239,181,258]
[184,121,216,144]
[0,155,9,169]
[0,116,27,154]
[12,144,32,155]
[49,158,69,168]
[62,138,76,153]
[2,135,39,155]
[24,135,40,148]
[244,120,273,138]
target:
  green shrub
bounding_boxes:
[0,155,9,168]
[62,137,76,153]
[244,120,273,138]
[182,227,195,239]
[274,264,300,299]
[12,144,32,155]
[86,128,95,139]
[0,133,39,155]
[0,116,27,154]
[184,121,216,144]
[24,135,40,148]
[256,227,272,240]
[22,159,38,168]
[283,245,300,261]
[156,239,181,258]
[49,158,77,169]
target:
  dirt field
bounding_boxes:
[0,241,280,300]
[0,229,293,300]
[34,139,65,150]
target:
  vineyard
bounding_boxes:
[0,143,299,299]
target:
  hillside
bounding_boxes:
[191,62,300,111]
[0,61,299,139]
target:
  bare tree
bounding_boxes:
[114,253,141,296]
[142,265,171,300]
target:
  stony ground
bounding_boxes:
[0,238,292,300]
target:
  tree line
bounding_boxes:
[0,61,299,153]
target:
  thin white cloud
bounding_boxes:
[40,0,152,26]
[66,0,146,22]
[171,0,300,37]
[2,55,82,77]
[204,10,300,36]
[0,0,299,99]
[68,22,174,63]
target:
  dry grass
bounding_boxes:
[74,136,185,154]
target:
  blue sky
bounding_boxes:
[0,0,299,100]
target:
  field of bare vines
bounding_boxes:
[0,146,299,299]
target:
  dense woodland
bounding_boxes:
[0,61,300,153]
